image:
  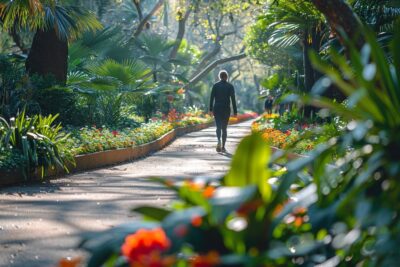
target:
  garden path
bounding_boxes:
[0,120,252,267]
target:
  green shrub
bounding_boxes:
[0,148,26,171]
[0,111,73,178]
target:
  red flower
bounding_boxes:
[58,257,82,267]
[121,228,171,264]
[112,130,119,137]
[190,251,220,267]
[191,216,203,227]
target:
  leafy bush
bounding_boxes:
[0,149,26,171]
[73,26,400,267]
[0,111,73,177]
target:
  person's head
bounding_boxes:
[219,70,228,81]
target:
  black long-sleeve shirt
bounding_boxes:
[209,80,238,115]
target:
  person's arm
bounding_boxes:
[230,85,238,115]
[209,85,216,112]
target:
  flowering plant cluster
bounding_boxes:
[62,110,258,157]
[66,121,173,155]
[73,134,314,267]
[228,112,258,124]
[251,113,316,153]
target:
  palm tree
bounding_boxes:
[262,0,326,93]
[66,59,153,125]
[0,0,101,84]
[132,33,190,83]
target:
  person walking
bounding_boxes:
[264,96,274,114]
[209,70,237,153]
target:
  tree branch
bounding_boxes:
[132,0,144,21]
[194,42,222,73]
[185,53,247,89]
[133,0,164,38]
[169,8,192,59]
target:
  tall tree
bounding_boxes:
[0,0,101,84]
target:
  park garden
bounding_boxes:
[0,0,400,266]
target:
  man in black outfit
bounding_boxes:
[209,70,237,153]
[264,96,273,114]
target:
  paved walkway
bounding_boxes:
[0,120,252,267]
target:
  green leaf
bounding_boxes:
[224,134,272,202]
[132,206,172,222]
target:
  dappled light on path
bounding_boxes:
[0,120,252,267]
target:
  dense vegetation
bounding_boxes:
[1,0,400,266]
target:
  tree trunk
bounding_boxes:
[303,30,316,118]
[303,34,314,93]
[26,29,68,85]
[310,0,364,49]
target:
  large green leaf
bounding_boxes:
[224,134,272,202]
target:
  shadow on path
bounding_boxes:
[0,120,252,267]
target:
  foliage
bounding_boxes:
[0,111,73,177]
[0,148,26,171]
[75,24,400,267]
[0,55,26,119]
[65,59,154,126]
[0,0,102,40]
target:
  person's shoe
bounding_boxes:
[216,142,222,152]
[221,147,227,153]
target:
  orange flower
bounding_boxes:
[58,257,82,267]
[237,200,263,217]
[191,216,203,227]
[122,228,171,264]
[130,251,175,267]
[177,88,185,95]
[273,204,284,217]
[184,180,203,191]
[203,186,215,198]
[294,217,303,227]
[190,251,220,267]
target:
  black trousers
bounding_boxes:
[214,107,230,146]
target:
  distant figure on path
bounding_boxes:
[209,70,237,153]
[264,96,274,114]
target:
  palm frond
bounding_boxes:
[0,0,102,40]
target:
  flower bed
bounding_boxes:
[251,113,316,154]
[228,111,258,124]
[251,113,342,155]
[66,121,174,155]
[0,111,256,186]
